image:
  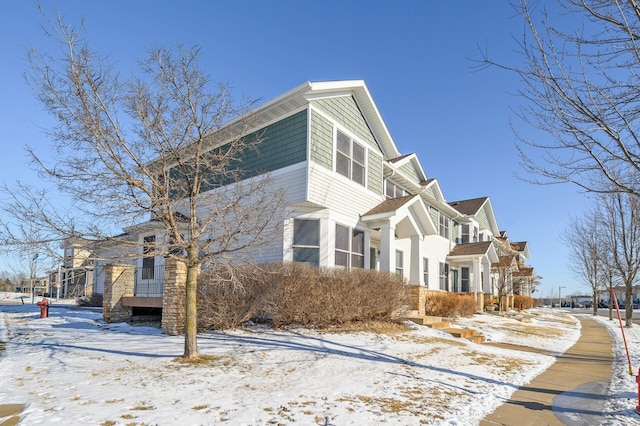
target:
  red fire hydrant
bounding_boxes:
[36,298,49,318]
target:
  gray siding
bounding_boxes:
[368,151,383,195]
[423,186,437,200]
[310,110,333,170]
[476,208,491,232]
[170,110,308,196]
[311,96,380,152]
[310,97,384,196]
[429,207,439,227]
[240,109,308,175]
[399,162,420,183]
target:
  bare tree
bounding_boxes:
[0,14,284,358]
[480,1,640,195]
[563,207,607,315]
[493,252,516,312]
[599,191,640,326]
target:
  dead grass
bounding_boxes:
[171,354,222,365]
[320,320,411,334]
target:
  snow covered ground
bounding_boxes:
[0,296,638,425]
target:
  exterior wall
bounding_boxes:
[170,109,308,194]
[307,164,383,219]
[311,96,379,151]
[367,151,384,195]
[399,162,420,183]
[422,235,453,291]
[309,101,384,196]
[309,110,334,170]
[102,264,135,323]
[476,208,491,233]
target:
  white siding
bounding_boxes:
[307,163,383,217]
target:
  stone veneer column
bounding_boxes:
[407,285,428,316]
[102,264,134,323]
[161,258,187,336]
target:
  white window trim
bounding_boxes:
[334,127,368,187]
[335,223,365,268]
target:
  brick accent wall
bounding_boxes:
[102,264,134,323]
[161,258,187,336]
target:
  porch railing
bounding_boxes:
[134,264,164,296]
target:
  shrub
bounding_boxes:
[196,263,409,330]
[77,293,103,307]
[457,295,477,317]
[197,264,279,330]
[514,295,534,310]
[424,292,478,318]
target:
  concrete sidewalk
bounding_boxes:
[481,316,613,426]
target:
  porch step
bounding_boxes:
[443,327,486,343]
[426,321,451,329]
[402,314,485,344]
[402,314,444,326]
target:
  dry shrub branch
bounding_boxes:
[197,263,409,330]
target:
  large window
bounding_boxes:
[142,235,156,280]
[461,224,470,244]
[385,180,409,199]
[335,224,365,268]
[439,262,449,291]
[439,213,450,239]
[461,267,470,293]
[336,130,366,186]
[423,257,429,285]
[395,250,404,276]
[293,219,320,266]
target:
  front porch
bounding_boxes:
[102,259,187,335]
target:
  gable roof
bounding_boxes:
[511,241,531,258]
[448,241,493,256]
[362,195,415,216]
[361,194,437,237]
[448,197,488,216]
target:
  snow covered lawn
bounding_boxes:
[0,301,632,425]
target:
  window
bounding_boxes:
[142,235,155,280]
[423,258,429,285]
[336,130,366,186]
[293,219,320,266]
[473,226,479,242]
[461,267,470,293]
[395,250,404,276]
[335,224,365,268]
[439,213,450,239]
[439,262,449,291]
[385,180,408,199]
[461,224,470,244]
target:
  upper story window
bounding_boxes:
[385,180,409,199]
[336,129,366,186]
[439,213,450,240]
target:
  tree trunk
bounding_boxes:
[592,290,597,316]
[183,263,201,358]
[626,284,634,327]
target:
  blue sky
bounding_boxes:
[0,1,589,298]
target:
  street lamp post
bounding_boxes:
[559,285,566,308]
